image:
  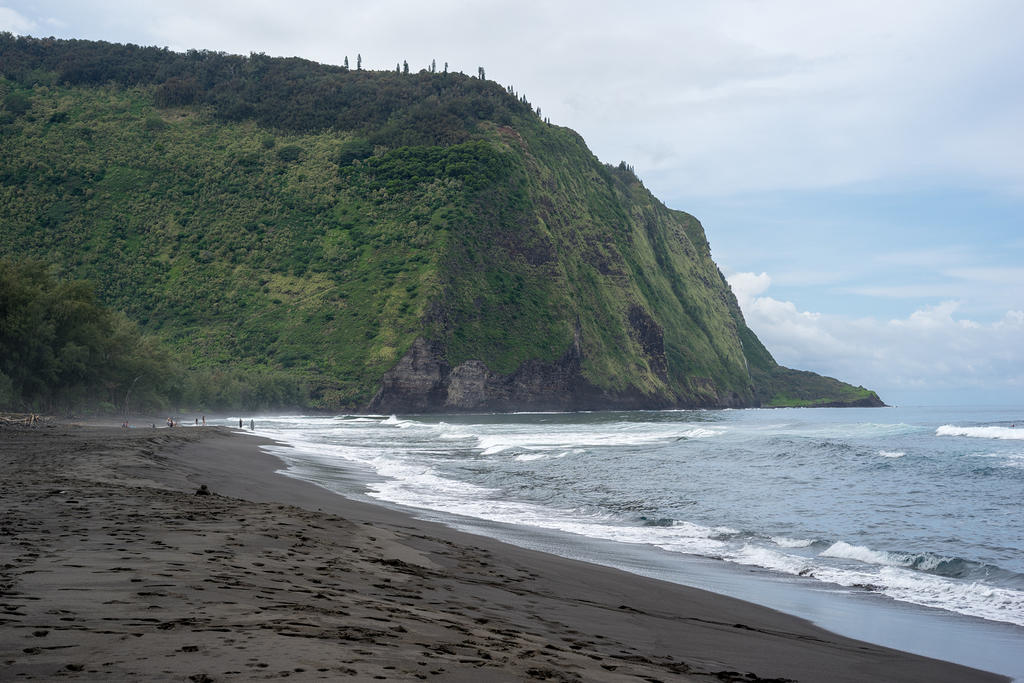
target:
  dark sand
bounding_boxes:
[0,424,1008,682]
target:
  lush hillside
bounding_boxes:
[0,34,882,412]
[0,258,315,414]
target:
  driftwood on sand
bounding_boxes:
[0,413,49,428]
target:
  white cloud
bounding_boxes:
[843,264,1024,320]
[726,271,772,300]
[0,6,35,33]
[728,272,1024,405]
[532,0,1024,198]
[6,0,1024,197]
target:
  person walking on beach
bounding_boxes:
[239,418,243,428]
[250,418,255,430]
[202,415,206,426]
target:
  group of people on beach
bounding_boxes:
[119,416,207,428]
[119,415,256,430]
[166,416,207,427]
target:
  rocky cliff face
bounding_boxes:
[367,330,651,413]
[369,329,752,414]
[368,337,584,413]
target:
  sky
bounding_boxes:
[3,1,1023,406]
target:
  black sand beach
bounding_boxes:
[0,424,1008,681]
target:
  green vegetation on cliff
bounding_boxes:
[0,259,314,414]
[0,34,881,412]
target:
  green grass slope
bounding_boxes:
[0,35,882,411]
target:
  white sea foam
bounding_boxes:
[379,415,430,429]
[382,415,426,427]
[749,422,921,440]
[808,564,1024,627]
[473,426,691,456]
[820,542,958,573]
[435,422,476,440]
[962,452,1024,467]
[679,427,721,439]
[726,544,1024,627]
[513,451,548,462]
[250,411,1024,629]
[822,541,903,567]
[364,464,732,558]
[964,452,1024,464]
[771,536,816,548]
[514,449,579,462]
[731,545,812,575]
[936,425,1024,440]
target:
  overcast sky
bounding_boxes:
[3,1,1022,406]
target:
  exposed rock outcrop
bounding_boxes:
[369,325,669,413]
[628,304,668,381]
[368,328,730,414]
[368,333,587,413]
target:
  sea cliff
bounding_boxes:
[0,35,882,411]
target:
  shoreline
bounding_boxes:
[0,424,1008,681]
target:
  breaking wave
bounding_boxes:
[937,425,1024,440]
[240,410,1024,629]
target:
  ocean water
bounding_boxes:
[223,406,1024,677]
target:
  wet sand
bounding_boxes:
[0,424,1008,681]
